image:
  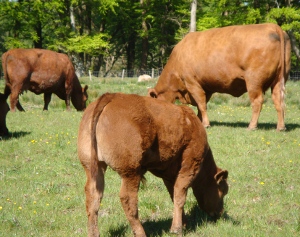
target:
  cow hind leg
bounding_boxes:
[271,82,286,131]
[8,85,25,112]
[85,162,106,237]
[43,93,52,111]
[247,89,264,130]
[119,175,146,237]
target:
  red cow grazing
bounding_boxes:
[78,93,229,237]
[148,23,291,131]
[0,93,9,136]
[2,48,88,112]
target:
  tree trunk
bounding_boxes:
[140,0,148,71]
[70,6,76,31]
[190,0,197,32]
[287,30,300,61]
[285,0,291,7]
[126,33,136,75]
[34,20,43,49]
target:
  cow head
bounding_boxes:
[72,85,88,111]
[148,88,179,103]
[148,78,191,105]
[0,93,9,136]
[192,169,228,219]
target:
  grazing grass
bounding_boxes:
[0,77,299,237]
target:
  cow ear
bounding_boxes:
[148,88,157,98]
[84,85,88,92]
[214,170,228,185]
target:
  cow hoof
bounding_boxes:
[170,231,182,237]
[247,126,257,131]
[170,227,183,236]
[277,127,286,132]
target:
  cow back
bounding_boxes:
[155,23,289,96]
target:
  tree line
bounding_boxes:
[0,0,299,76]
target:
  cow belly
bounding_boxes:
[29,80,62,94]
[220,77,247,97]
[29,71,61,93]
[203,77,247,97]
[29,81,47,94]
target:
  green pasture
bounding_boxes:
[0,77,299,237]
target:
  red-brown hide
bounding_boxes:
[78,93,228,237]
[148,23,291,131]
[0,93,9,136]
[2,48,88,112]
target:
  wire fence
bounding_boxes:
[1,70,300,80]
[289,71,300,81]
[85,68,163,79]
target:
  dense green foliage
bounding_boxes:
[0,78,299,236]
[0,0,300,74]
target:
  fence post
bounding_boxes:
[89,70,92,81]
[122,69,125,80]
[152,68,154,78]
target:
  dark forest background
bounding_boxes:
[0,0,299,76]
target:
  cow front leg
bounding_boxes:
[65,93,71,111]
[16,101,25,112]
[185,82,211,127]
[43,93,52,111]
[170,176,191,236]
[163,179,187,228]
[248,89,264,130]
[271,82,286,131]
[119,175,145,237]
[170,145,202,235]
[85,162,106,237]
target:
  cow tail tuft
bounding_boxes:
[90,93,116,178]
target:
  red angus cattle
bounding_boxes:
[78,93,229,237]
[148,23,291,130]
[2,48,88,112]
[0,93,9,136]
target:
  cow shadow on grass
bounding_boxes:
[0,131,31,140]
[182,205,240,235]
[210,121,300,131]
[107,204,240,236]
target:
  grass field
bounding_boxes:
[0,77,299,237]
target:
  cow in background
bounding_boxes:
[2,48,88,112]
[0,93,9,136]
[78,93,228,237]
[148,23,291,131]
[137,74,152,82]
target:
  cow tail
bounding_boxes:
[278,26,286,118]
[1,52,10,99]
[90,93,116,179]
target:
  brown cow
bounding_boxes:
[78,93,229,237]
[0,93,9,136]
[2,48,88,112]
[148,23,291,131]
